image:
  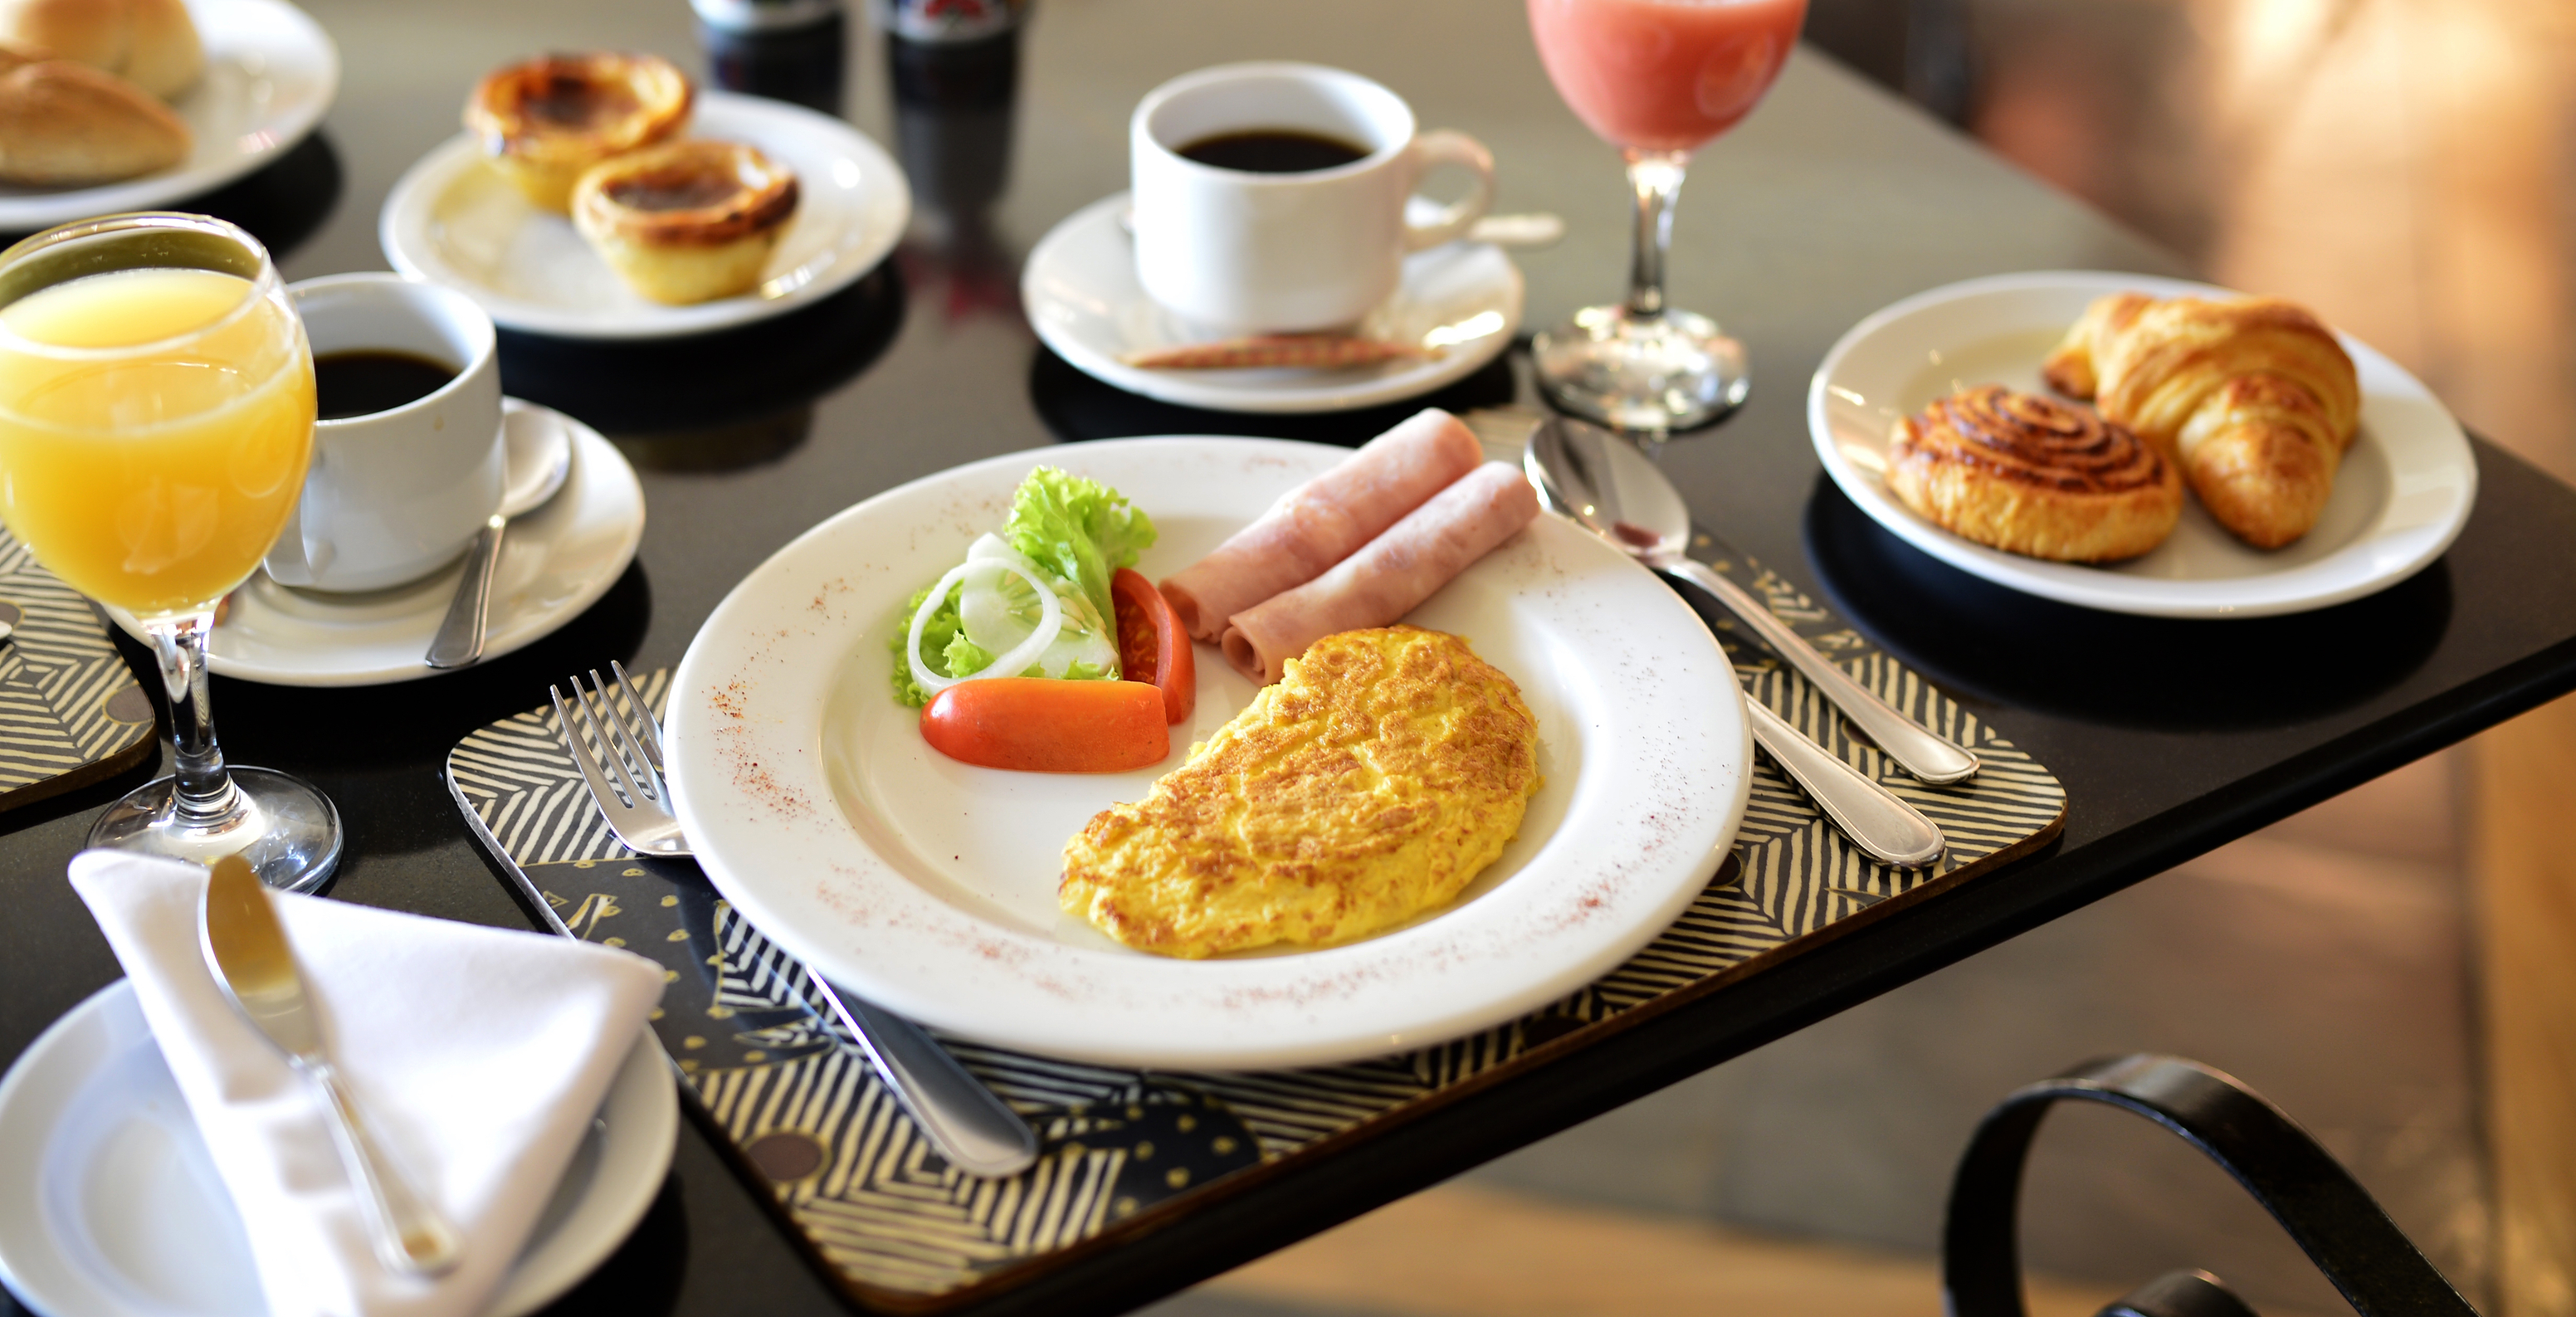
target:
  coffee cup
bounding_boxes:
[1129,62,1496,334]
[266,274,505,593]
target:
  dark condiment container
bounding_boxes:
[693,0,848,115]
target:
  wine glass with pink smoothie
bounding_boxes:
[1527,0,1808,431]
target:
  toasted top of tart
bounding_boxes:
[466,51,691,165]
[572,139,800,247]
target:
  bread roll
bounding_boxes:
[0,0,202,100]
[0,55,189,183]
[1886,383,2182,562]
[2042,292,2360,549]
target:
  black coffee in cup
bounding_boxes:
[315,350,456,420]
[1177,129,1368,173]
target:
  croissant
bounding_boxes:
[2042,292,2359,549]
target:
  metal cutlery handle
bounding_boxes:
[1663,558,1980,784]
[1743,699,1946,868]
[816,980,1039,1178]
[305,1059,462,1276]
[425,517,505,669]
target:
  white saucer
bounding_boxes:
[1807,271,2478,618]
[0,0,338,233]
[0,979,677,1317]
[106,401,645,686]
[379,90,911,340]
[1024,193,1524,414]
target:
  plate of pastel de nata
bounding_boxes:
[1807,270,2477,618]
[380,51,910,340]
[664,412,1751,1071]
[0,0,338,232]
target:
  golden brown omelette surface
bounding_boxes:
[1059,626,1541,958]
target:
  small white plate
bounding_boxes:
[105,401,645,686]
[665,437,1749,1071]
[0,979,677,1317]
[0,0,339,233]
[1024,194,1524,414]
[379,90,910,340]
[1807,271,2478,618]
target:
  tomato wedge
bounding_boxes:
[920,678,1168,773]
[1111,567,1195,724]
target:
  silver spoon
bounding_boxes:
[1525,417,1947,868]
[426,408,574,670]
[1526,417,1980,783]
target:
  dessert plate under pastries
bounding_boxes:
[380,90,909,339]
[0,0,337,231]
[662,437,1748,1071]
[1808,271,2477,618]
[1025,194,1525,414]
[0,981,676,1317]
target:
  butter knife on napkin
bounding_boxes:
[203,855,461,1276]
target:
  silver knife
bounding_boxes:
[202,856,462,1276]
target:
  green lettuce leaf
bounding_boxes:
[890,582,1004,707]
[891,469,1154,707]
[1003,466,1156,632]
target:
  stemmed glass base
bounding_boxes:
[88,765,343,894]
[1533,304,1749,433]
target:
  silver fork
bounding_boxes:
[552,662,1041,1178]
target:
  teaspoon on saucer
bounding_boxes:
[426,408,574,670]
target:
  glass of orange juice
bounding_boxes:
[1526,0,1808,432]
[0,212,341,891]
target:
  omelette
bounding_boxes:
[1060,626,1541,958]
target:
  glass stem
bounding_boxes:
[1622,149,1690,319]
[149,612,240,827]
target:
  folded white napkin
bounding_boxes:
[69,849,666,1317]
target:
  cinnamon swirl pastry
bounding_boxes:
[1886,384,2183,563]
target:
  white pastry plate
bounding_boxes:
[0,979,676,1317]
[1807,271,2478,618]
[665,438,1749,1071]
[379,90,910,340]
[0,0,339,232]
[105,401,645,686]
[1024,193,1524,414]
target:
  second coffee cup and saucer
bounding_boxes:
[1025,63,1525,415]
[101,275,645,686]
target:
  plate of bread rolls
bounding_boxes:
[1806,271,2476,618]
[0,0,336,230]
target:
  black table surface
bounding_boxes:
[8,1,2576,1314]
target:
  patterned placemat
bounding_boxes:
[0,528,158,811]
[445,530,2065,1311]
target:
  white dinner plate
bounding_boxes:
[0,0,338,233]
[0,980,676,1317]
[664,437,1749,1071]
[1024,194,1524,413]
[104,402,645,686]
[1806,271,2478,618]
[379,90,910,339]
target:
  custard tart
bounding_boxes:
[466,52,691,213]
[572,139,800,305]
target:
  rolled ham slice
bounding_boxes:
[1220,461,1539,684]
[1159,407,1484,641]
